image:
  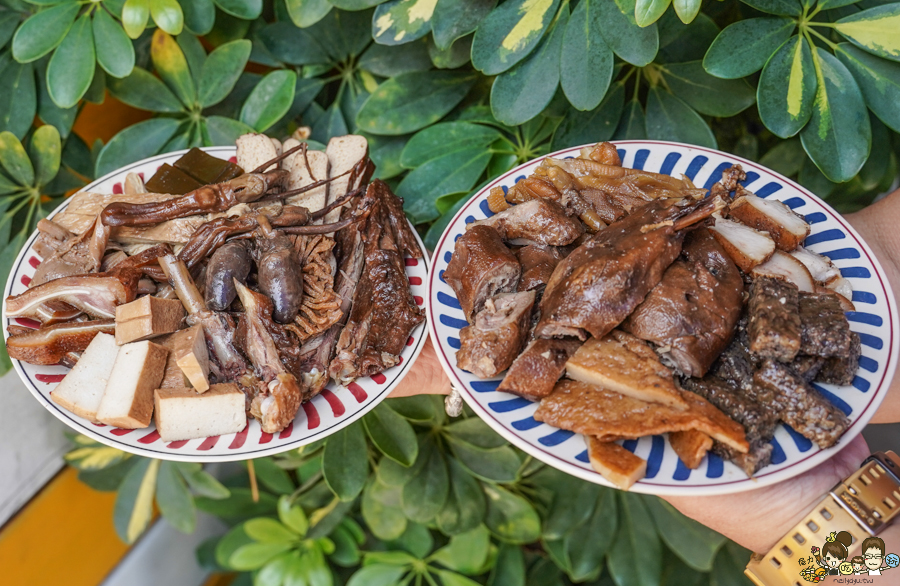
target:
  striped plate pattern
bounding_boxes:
[427,141,899,496]
[3,147,429,462]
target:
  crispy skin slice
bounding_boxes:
[747,276,802,362]
[585,436,646,490]
[497,338,582,400]
[566,331,688,410]
[534,380,748,453]
[669,430,713,470]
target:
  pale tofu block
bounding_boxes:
[586,436,647,491]
[154,384,247,442]
[281,138,329,219]
[236,133,279,173]
[115,296,185,344]
[324,135,368,224]
[96,340,169,428]
[50,333,119,422]
[156,325,210,393]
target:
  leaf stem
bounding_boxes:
[247,459,259,503]
[807,26,839,50]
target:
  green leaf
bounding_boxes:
[448,439,521,483]
[180,0,215,35]
[738,0,801,16]
[252,458,296,495]
[286,0,333,28]
[107,67,183,112]
[256,553,292,586]
[151,0,184,35]
[644,496,726,572]
[710,542,752,586]
[835,4,900,62]
[437,457,487,536]
[0,61,37,140]
[598,0,658,66]
[197,39,250,108]
[197,487,278,520]
[64,443,128,472]
[366,132,409,180]
[561,0,613,111]
[347,564,408,586]
[28,124,60,187]
[614,98,646,139]
[657,11,718,63]
[552,81,624,149]
[357,70,476,135]
[46,13,95,108]
[471,0,560,75]
[800,48,871,182]
[77,458,137,492]
[564,490,618,582]
[428,35,473,69]
[156,460,196,534]
[432,0,496,50]
[401,436,449,523]
[673,0,701,24]
[11,2,79,63]
[311,101,349,143]
[483,484,541,544]
[230,542,293,571]
[607,493,662,586]
[758,35,816,138]
[304,7,372,62]
[759,137,805,176]
[489,544,526,586]
[445,418,506,449]
[277,495,309,536]
[257,22,330,66]
[323,423,368,501]
[216,523,255,569]
[635,0,672,28]
[213,0,263,20]
[387,396,443,423]
[396,146,491,223]
[174,463,230,499]
[92,8,136,79]
[435,570,482,586]
[114,458,160,544]
[661,61,756,116]
[362,477,408,540]
[372,0,438,46]
[837,43,900,133]
[244,517,298,543]
[177,33,206,86]
[240,69,297,132]
[401,122,500,168]
[0,12,19,50]
[331,0,388,9]
[123,0,150,39]
[542,476,601,540]
[0,131,34,186]
[363,403,419,466]
[431,525,490,575]
[703,17,795,79]
[151,29,196,108]
[331,524,362,567]
[359,40,432,77]
[95,117,180,177]
[307,497,354,539]
[645,86,716,148]
[204,116,255,146]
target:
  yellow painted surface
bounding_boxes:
[73,93,152,145]
[0,468,131,586]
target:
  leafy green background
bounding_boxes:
[2,0,898,583]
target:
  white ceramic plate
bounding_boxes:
[427,140,898,495]
[3,147,429,462]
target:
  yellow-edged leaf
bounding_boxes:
[835,5,900,62]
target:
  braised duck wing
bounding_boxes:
[456,291,535,378]
[623,228,744,377]
[444,225,520,323]
[536,196,724,340]
[468,199,584,246]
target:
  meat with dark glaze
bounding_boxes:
[799,291,853,358]
[468,199,584,246]
[456,291,535,378]
[747,276,801,362]
[497,337,582,400]
[515,244,568,294]
[205,240,252,311]
[816,332,861,386]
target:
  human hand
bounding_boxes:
[388,337,451,398]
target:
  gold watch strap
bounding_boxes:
[745,451,900,586]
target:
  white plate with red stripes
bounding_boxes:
[2,147,429,462]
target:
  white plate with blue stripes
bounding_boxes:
[427,140,899,495]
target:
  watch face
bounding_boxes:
[886,553,899,568]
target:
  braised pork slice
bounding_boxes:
[536,196,724,340]
[469,199,584,246]
[816,332,861,386]
[747,276,802,362]
[623,229,743,377]
[497,338,582,400]
[799,291,853,358]
[516,244,568,293]
[444,225,520,323]
[752,359,849,449]
[679,376,777,450]
[456,291,535,379]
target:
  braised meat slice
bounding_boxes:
[469,199,584,246]
[536,196,724,340]
[792,354,826,383]
[752,359,849,449]
[497,338,582,400]
[444,225,520,323]
[747,276,801,362]
[516,244,567,294]
[623,229,743,377]
[816,332,861,386]
[456,291,535,379]
[711,318,757,389]
[799,291,853,358]
[713,441,774,478]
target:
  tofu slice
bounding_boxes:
[323,135,368,224]
[729,191,810,251]
[96,340,169,428]
[585,436,647,490]
[115,295,185,344]
[669,430,713,470]
[154,384,247,442]
[156,325,210,393]
[50,333,120,422]
[236,133,280,173]
[281,138,330,217]
[750,250,815,292]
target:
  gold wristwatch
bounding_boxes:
[745,450,900,585]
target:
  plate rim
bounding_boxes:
[3,146,431,463]
[427,139,899,495]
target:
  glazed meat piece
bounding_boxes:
[752,359,850,449]
[456,291,535,378]
[468,199,584,246]
[711,318,757,389]
[516,244,567,293]
[254,216,305,324]
[6,319,116,365]
[799,291,853,358]
[713,441,774,478]
[747,277,802,362]
[536,196,724,340]
[816,332,861,386]
[792,354,826,383]
[680,376,777,447]
[6,269,142,320]
[205,241,252,311]
[444,225,520,323]
[623,229,744,377]
[497,338,582,400]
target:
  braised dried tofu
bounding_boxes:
[50,332,120,422]
[669,430,713,470]
[156,324,210,392]
[585,437,647,490]
[565,331,688,410]
[747,276,802,362]
[709,217,775,272]
[154,383,247,442]
[115,295,185,344]
[497,338,582,400]
[96,340,169,429]
[729,191,810,251]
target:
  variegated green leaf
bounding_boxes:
[835,4,900,62]
[151,29,196,108]
[114,458,160,544]
[703,17,795,79]
[65,445,129,471]
[432,0,496,50]
[285,0,332,28]
[373,0,438,46]
[561,0,613,111]
[471,0,560,75]
[758,35,816,138]
[837,43,900,133]
[635,0,671,28]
